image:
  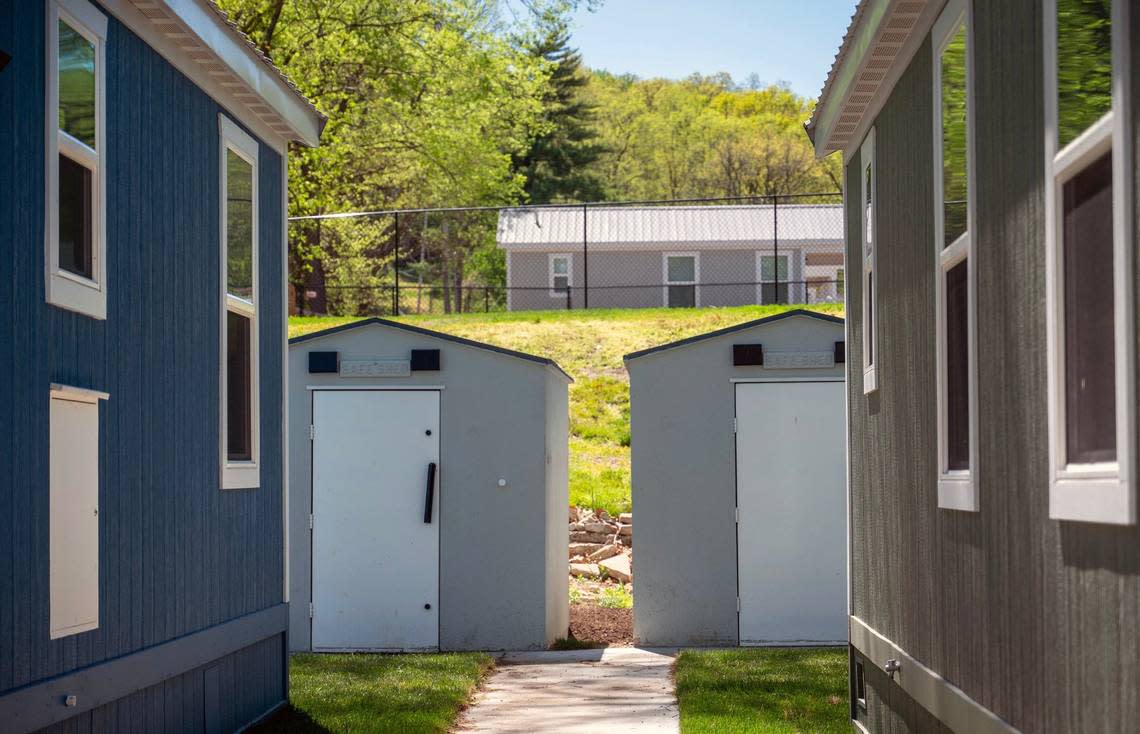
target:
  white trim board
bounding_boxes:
[849,616,1017,734]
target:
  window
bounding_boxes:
[220,115,260,490]
[664,253,698,308]
[1045,0,1134,524]
[859,130,877,394]
[854,658,867,711]
[933,0,977,512]
[45,0,107,319]
[758,254,789,304]
[549,254,572,298]
[50,384,108,638]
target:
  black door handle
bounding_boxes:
[423,462,437,523]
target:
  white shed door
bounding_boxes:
[312,390,441,651]
[736,381,846,645]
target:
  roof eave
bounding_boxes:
[810,0,940,159]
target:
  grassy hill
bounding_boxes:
[289,304,844,514]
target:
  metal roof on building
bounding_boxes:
[496,204,844,252]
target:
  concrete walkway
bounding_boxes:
[455,648,679,733]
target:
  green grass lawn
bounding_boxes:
[674,648,849,734]
[289,304,843,515]
[253,653,493,733]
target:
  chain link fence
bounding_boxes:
[288,193,844,316]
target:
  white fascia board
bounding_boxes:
[164,0,324,146]
[814,0,941,160]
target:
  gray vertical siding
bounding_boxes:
[0,2,286,730]
[847,1,1140,732]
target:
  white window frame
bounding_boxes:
[663,252,700,307]
[859,129,877,394]
[756,251,790,305]
[1044,0,1134,524]
[49,383,109,639]
[44,0,107,320]
[932,0,979,512]
[548,253,572,298]
[220,114,260,490]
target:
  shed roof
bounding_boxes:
[290,318,573,382]
[623,309,844,362]
[496,204,843,251]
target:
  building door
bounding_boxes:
[311,389,441,651]
[735,381,846,644]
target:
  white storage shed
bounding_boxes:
[287,318,570,652]
[625,310,847,646]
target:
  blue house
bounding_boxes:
[0,1,323,731]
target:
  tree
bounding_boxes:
[514,27,605,203]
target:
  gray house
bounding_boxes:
[626,311,846,648]
[808,0,1138,731]
[287,319,570,652]
[497,204,844,310]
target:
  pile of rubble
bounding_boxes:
[568,508,632,584]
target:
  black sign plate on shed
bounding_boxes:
[733,344,764,366]
[411,349,441,371]
[308,351,339,374]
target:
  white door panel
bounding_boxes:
[736,381,846,645]
[312,390,440,651]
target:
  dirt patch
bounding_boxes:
[569,604,633,647]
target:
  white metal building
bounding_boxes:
[625,310,847,646]
[287,319,570,652]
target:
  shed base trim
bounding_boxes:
[849,615,1016,734]
[1,603,288,732]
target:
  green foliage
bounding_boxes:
[217,0,574,308]
[939,25,968,247]
[1057,0,1112,148]
[582,72,842,200]
[549,636,603,650]
[597,584,633,609]
[260,652,493,733]
[675,648,848,734]
[516,27,606,203]
[571,377,630,446]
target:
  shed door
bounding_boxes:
[735,381,846,644]
[312,389,441,651]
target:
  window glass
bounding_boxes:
[226,310,252,462]
[864,163,873,256]
[226,150,254,301]
[58,20,95,148]
[759,255,788,281]
[552,257,568,276]
[945,260,970,470]
[667,285,696,308]
[866,273,873,365]
[1063,151,1115,464]
[1057,0,1112,148]
[941,24,969,248]
[667,256,695,282]
[58,153,93,278]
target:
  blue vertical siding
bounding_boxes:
[0,0,286,727]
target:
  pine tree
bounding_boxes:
[517,29,606,203]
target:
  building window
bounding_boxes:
[758,254,789,304]
[220,115,260,490]
[664,253,698,308]
[1045,0,1134,524]
[549,254,572,297]
[854,658,867,711]
[933,0,977,512]
[859,129,876,394]
[49,384,108,639]
[45,0,107,319]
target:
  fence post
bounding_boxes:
[392,211,400,315]
[582,203,588,309]
[772,194,780,304]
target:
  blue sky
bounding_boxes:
[568,1,858,98]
